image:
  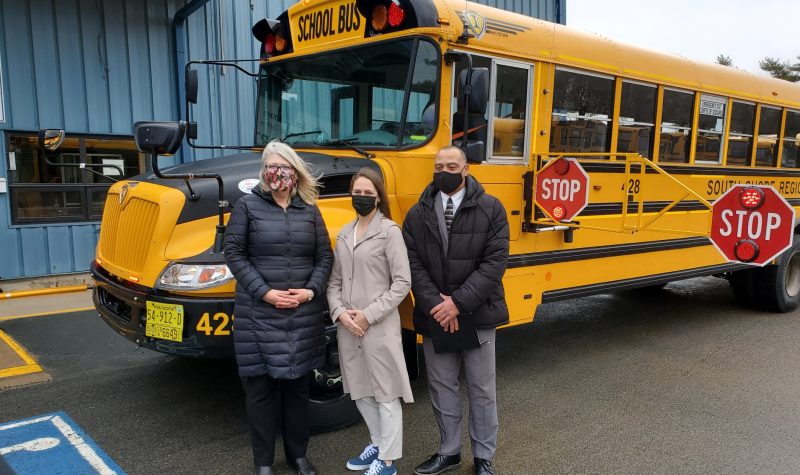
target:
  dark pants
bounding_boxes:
[242,373,311,466]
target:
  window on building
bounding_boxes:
[782,111,800,168]
[659,89,694,163]
[550,68,614,155]
[726,101,755,166]
[695,94,726,163]
[618,81,657,158]
[7,132,144,224]
[756,106,781,167]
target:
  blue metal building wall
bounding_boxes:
[0,0,560,281]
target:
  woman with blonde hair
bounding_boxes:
[224,140,333,475]
[327,167,413,475]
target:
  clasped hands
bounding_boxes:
[338,309,370,337]
[431,293,460,333]
[263,289,311,309]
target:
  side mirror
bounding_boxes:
[463,141,485,164]
[133,121,186,155]
[186,69,198,104]
[39,129,65,151]
[459,67,489,116]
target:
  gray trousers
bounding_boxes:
[422,327,498,460]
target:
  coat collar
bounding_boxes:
[252,186,307,209]
[339,211,386,252]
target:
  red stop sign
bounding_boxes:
[710,184,795,266]
[535,157,590,222]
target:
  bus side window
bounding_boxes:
[782,111,800,168]
[756,106,781,167]
[726,101,755,166]
[550,68,614,156]
[659,89,694,163]
[489,62,531,160]
[695,94,727,163]
[618,81,657,158]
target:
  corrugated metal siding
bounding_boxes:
[0,0,560,280]
[0,0,183,280]
[472,0,564,23]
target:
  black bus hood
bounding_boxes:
[131,150,381,224]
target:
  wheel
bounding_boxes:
[308,325,360,434]
[756,236,800,313]
[729,267,760,308]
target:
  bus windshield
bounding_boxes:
[255,38,438,149]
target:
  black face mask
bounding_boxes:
[434,170,465,194]
[351,195,378,216]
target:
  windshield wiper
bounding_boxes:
[320,138,374,159]
[280,130,321,142]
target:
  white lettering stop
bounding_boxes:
[719,209,782,240]
[541,178,581,202]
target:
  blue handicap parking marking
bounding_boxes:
[0,412,125,475]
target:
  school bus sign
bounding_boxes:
[710,185,795,266]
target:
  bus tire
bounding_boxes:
[308,392,359,434]
[729,267,759,308]
[308,325,360,434]
[756,237,800,313]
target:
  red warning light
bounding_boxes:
[739,186,765,210]
[388,2,406,27]
[553,158,570,175]
[733,239,759,262]
[551,204,566,221]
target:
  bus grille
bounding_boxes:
[100,193,160,274]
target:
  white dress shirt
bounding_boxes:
[439,186,466,215]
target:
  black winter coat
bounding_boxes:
[223,186,333,379]
[402,176,510,335]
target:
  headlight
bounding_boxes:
[156,263,234,290]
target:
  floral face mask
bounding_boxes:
[264,164,297,192]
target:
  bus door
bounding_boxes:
[451,53,534,241]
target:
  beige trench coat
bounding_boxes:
[326,212,414,403]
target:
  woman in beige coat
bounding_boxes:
[327,168,413,475]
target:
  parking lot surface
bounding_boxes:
[1,277,800,474]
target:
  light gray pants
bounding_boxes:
[355,397,404,461]
[422,327,498,460]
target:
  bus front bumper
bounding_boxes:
[90,262,235,358]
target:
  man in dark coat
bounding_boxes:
[403,146,509,475]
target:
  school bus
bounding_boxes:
[90,0,800,430]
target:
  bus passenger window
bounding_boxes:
[490,63,530,159]
[618,81,656,158]
[550,69,614,156]
[695,94,726,163]
[782,111,800,168]
[756,106,781,167]
[659,89,694,163]
[726,101,755,166]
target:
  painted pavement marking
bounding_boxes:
[0,412,125,474]
[0,330,42,379]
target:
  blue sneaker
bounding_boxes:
[346,444,379,471]
[364,459,397,475]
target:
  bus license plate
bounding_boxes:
[145,301,184,343]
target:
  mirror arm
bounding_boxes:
[150,150,227,254]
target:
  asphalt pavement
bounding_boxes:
[1,277,800,474]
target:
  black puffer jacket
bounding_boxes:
[223,186,333,379]
[402,176,510,335]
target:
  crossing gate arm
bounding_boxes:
[523,153,713,237]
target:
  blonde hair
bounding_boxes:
[259,140,320,205]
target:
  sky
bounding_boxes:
[566,0,798,76]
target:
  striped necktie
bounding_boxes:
[445,197,454,232]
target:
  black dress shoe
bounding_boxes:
[254,466,274,475]
[473,457,495,475]
[288,457,318,475]
[414,453,461,474]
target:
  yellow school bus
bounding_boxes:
[90,0,800,430]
